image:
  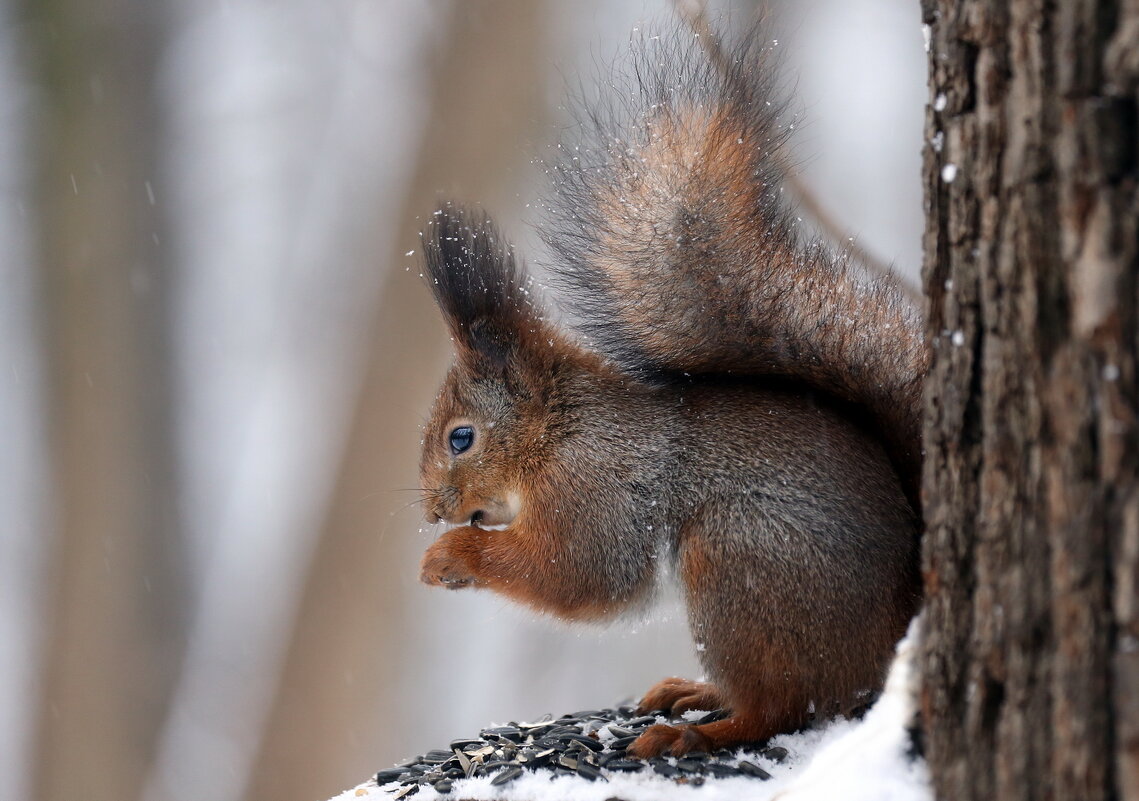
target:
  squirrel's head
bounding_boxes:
[418,205,570,528]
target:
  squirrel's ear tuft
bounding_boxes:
[422,204,536,367]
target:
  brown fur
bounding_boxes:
[543,28,927,510]
[416,26,923,758]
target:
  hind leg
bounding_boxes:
[628,517,813,758]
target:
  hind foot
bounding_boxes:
[636,677,729,716]
[626,714,776,758]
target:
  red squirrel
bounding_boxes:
[416,28,925,758]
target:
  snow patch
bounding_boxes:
[330,624,931,801]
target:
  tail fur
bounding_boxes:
[539,27,925,506]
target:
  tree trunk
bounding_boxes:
[919,1,1139,800]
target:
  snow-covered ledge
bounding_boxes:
[329,625,931,801]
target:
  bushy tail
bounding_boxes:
[540,26,925,507]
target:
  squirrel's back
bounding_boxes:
[541,28,925,508]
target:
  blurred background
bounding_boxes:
[0,1,925,800]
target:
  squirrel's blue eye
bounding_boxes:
[449,426,474,455]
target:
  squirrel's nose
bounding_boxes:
[463,498,517,528]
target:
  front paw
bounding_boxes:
[420,531,482,589]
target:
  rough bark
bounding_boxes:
[919,1,1139,800]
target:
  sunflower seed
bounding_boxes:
[576,762,605,781]
[375,768,408,785]
[518,715,553,728]
[625,716,658,728]
[763,746,789,763]
[489,765,523,786]
[738,760,772,779]
[481,726,523,743]
[608,735,639,751]
[558,733,604,751]
[603,759,646,772]
[695,709,730,725]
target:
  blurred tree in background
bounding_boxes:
[20,1,187,800]
[242,3,550,800]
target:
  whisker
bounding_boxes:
[390,497,427,516]
[377,496,439,544]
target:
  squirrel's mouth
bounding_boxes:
[439,517,510,532]
[456,510,511,531]
[468,514,510,531]
[438,492,521,530]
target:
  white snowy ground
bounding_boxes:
[330,626,931,801]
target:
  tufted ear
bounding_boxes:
[422,204,540,369]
